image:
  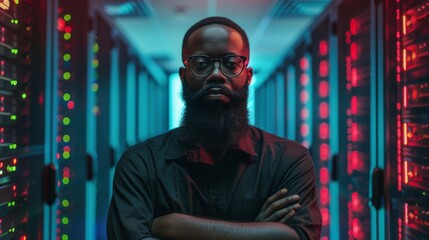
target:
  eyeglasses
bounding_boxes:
[185,54,247,77]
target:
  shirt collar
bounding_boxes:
[164,127,257,164]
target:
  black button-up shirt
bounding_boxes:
[107,126,321,239]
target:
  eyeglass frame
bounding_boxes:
[184,54,248,77]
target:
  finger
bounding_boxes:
[279,204,301,223]
[265,203,301,222]
[261,188,288,212]
[264,194,300,217]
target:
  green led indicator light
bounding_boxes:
[63,72,71,80]
[63,151,70,159]
[10,115,17,120]
[10,80,17,86]
[7,165,16,172]
[64,32,71,40]
[14,0,19,4]
[63,53,71,61]
[63,135,70,142]
[10,19,18,24]
[92,42,99,53]
[62,234,69,240]
[62,199,70,207]
[11,48,18,54]
[92,59,99,68]
[64,14,71,21]
[9,227,15,233]
[62,177,70,184]
[63,117,71,125]
[21,93,27,99]
[9,143,17,149]
[63,93,71,101]
[7,201,15,207]
[91,83,99,92]
[62,217,69,225]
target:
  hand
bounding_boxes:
[255,188,301,223]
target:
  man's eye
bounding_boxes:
[192,59,210,69]
[224,59,240,69]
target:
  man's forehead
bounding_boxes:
[188,24,245,49]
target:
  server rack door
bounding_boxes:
[137,68,149,142]
[125,56,137,147]
[118,40,128,151]
[385,0,429,239]
[56,0,92,239]
[294,42,312,148]
[0,1,47,239]
[310,16,331,240]
[337,0,372,239]
[94,12,113,240]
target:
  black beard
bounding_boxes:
[180,82,249,153]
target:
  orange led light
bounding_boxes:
[404,161,408,184]
[403,123,408,145]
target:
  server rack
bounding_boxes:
[94,11,114,240]
[337,0,372,239]
[0,1,46,239]
[310,15,332,240]
[385,0,429,239]
[55,0,96,239]
[294,42,312,148]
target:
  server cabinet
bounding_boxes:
[385,0,429,239]
[94,12,113,240]
[0,1,46,239]
[337,0,372,239]
[55,0,95,239]
[294,42,312,148]
[310,15,332,240]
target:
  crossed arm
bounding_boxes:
[148,188,302,240]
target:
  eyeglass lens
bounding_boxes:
[189,55,244,77]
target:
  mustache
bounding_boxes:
[184,83,234,102]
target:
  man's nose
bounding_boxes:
[206,61,226,84]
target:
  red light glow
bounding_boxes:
[320,187,329,205]
[350,18,358,35]
[13,158,17,164]
[320,143,329,161]
[350,43,358,60]
[300,57,309,70]
[65,26,72,33]
[319,81,329,97]
[300,123,309,137]
[404,203,408,224]
[67,101,75,109]
[57,18,66,32]
[319,60,329,77]
[300,90,309,103]
[321,208,330,226]
[301,108,309,120]
[319,40,328,56]
[351,122,359,141]
[319,102,329,119]
[351,68,358,86]
[351,96,358,115]
[320,167,329,184]
[319,123,329,139]
[300,73,309,86]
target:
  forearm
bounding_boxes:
[152,213,300,240]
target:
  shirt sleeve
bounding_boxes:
[107,149,156,240]
[276,144,322,240]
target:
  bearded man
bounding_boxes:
[107,16,321,240]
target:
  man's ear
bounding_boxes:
[246,67,253,85]
[179,67,186,83]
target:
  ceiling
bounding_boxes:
[99,0,332,84]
